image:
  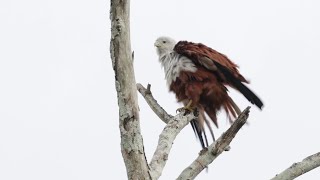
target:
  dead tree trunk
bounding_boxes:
[109,1,320,179]
[110,0,150,179]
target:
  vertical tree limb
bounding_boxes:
[110,1,150,179]
[271,152,320,180]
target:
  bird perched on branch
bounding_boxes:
[154,36,263,149]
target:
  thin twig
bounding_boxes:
[137,83,173,123]
[271,152,320,180]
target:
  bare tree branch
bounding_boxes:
[111,2,320,180]
[137,84,252,179]
[177,107,251,180]
[137,83,195,179]
[137,83,173,123]
[271,152,320,180]
[110,1,150,179]
[149,111,196,179]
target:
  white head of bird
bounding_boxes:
[154,36,177,56]
[154,36,197,86]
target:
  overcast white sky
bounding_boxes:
[1,0,320,179]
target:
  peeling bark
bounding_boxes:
[110,1,150,179]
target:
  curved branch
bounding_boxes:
[177,107,251,180]
[137,83,173,123]
[149,112,196,179]
[271,152,320,180]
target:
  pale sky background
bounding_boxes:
[0,0,320,179]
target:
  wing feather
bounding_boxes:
[174,40,264,109]
[174,41,248,83]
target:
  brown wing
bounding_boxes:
[174,40,248,83]
[174,40,263,109]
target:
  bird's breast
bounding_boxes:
[160,53,197,86]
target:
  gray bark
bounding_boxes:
[137,83,173,123]
[137,84,251,179]
[110,2,320,179]
[271,152,320,180]
[148,110,195,179]
[110,1,150,179]
[177,107,251,180]
[137,83,196,179]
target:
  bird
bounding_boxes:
[154,36,263,149]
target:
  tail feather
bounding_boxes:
[204,116,215,141]
[215,62,264,109]
[191,98,240,148]
[190,119,208,149]
[190,108,216,149]
[228,96,241,116]
[223,102,235,124]
[204,107,218,128]
[232,80,263,109]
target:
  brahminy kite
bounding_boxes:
[154,36,263,149]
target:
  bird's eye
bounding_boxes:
[162,41,166,43]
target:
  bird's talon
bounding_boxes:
[176,107,183,113]
[176,107,193,114]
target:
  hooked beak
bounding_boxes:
[154,41,160,47]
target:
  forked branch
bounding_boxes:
[149,111,196,179]
[137,83,195,179]
[137,83,251,180]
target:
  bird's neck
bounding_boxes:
[158,51,174,67]
[158,52,197,86]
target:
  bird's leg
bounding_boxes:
[176,100,194,113]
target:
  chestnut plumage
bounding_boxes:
[155,37,263,149]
